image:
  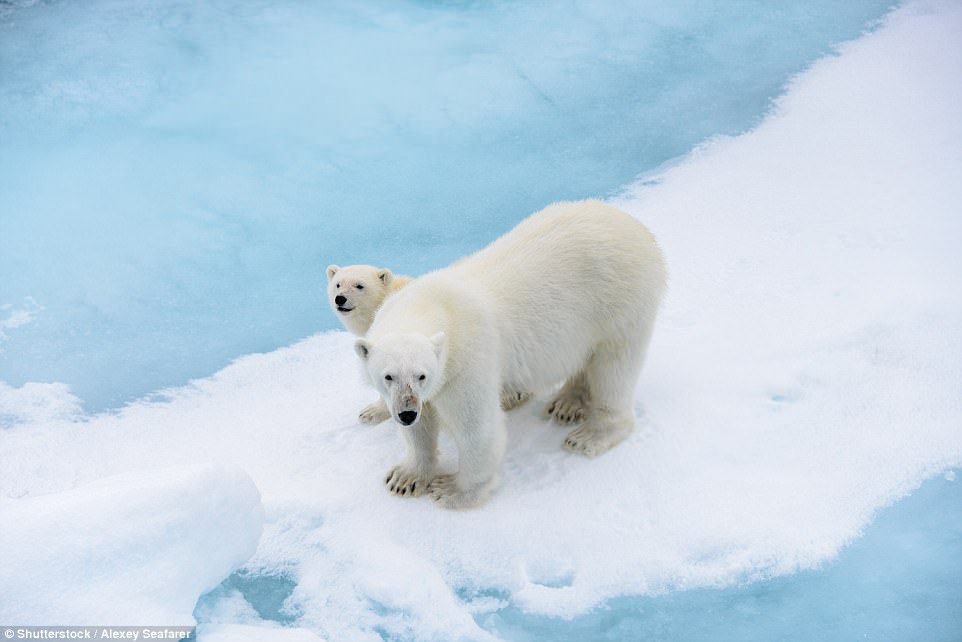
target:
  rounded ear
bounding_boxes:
[430,331,445,359]
[355,338,372,361]
[326,265,340,281]
[376,268,393,287]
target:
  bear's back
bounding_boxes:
[450,199,665,316]
[442,200,666,388]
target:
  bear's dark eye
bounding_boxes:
[335,283,340,289]
[356,284,364,290]
[384,374,393,382]
[418,374,426,381]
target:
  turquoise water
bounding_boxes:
[0,0,893,413]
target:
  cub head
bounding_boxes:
[326,264,394,336]
[355,332,445,427]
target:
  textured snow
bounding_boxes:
[0,464,263,625]
[0,0,960,640]
[201,624,324,642]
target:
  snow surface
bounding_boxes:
[1,0,961,640]
[0,464,263,625]
[201,624,323,642]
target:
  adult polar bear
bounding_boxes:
[355,200,666,509]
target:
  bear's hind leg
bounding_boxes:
[563,333,649,457]
[385,403,440,497]
[545,371,590,424]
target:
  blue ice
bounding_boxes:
[0,0,892,413]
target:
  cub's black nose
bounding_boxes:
[398,410,417,426]
[334,294,347,306]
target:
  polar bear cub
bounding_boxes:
[327,264,413,424]
[355,199,667,509]
[327,264,412,337]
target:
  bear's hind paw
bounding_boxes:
[562,419,631,458]
[545,393,588,425]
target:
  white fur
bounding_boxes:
[356,200,667,509]
[328,264,532,423]
[326,264,412,337]
[327,264,412,424]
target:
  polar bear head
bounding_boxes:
[326,264,394,336]
[355,332,445,426]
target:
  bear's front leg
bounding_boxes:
[359,398,391,424]
[427,397,505,509]
[385,403,439,497]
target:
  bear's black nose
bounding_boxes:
[398,410,417,426]
[334,294,346,306]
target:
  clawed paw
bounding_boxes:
[427,474,496,510]
[500,389,533,411]
[563,425,600,456]
[427,474,458,501]
[360,400,391,425]
[563,420,630,458]
[545,394,587,424]
[384,465,430,497]
[427,474,471,509]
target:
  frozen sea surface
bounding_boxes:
[0,1,960,640]
[0,0,894,412]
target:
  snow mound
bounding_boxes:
[0,464,263,625]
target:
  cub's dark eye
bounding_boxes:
[335,283,340,289]
[356,284,364,290]
[384,374,393,382]
[418,374,426,381]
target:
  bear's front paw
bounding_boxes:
[384,465,431,497]
[427,474,495,510]
[427,474,457,500]
[500,389,533,411]
[360,400,391,425]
